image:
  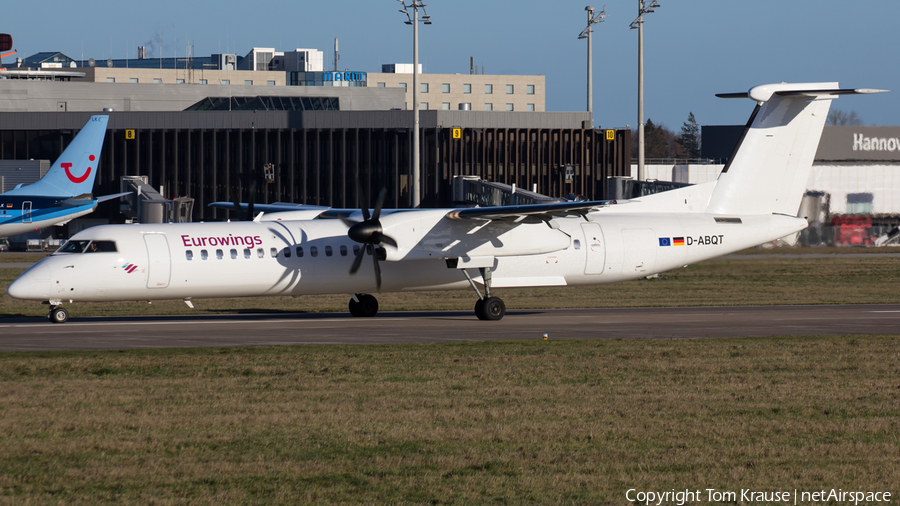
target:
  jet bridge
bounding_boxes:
[120,176,194,224]
[452,176,565,208]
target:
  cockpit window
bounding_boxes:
[85,241,118,253]
[55,240,117,254]
[57,240,91,253]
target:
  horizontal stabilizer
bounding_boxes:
[96,191,132,203]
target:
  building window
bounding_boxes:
[484,103,493,111]
[442,102,451,110]
[153,78,162,84]
[506,103,514,111]
[377,82,386,87]
[485,84,493,94]
[244,80,253,85]
[129,78,138,84]
[527,84,535,95]
[221,79,230,85]
[176,79,185,84]
[506,84,514,94]
[462,103,472,110]
[106,77,116,83]
[442,83,450,93]
[421,83,429,93]
[527,103,535,112]
[420,102,428,110]
[267,80,276,86]
[399,82,407,90]
[463,83,472,94]
[199,79,208,85]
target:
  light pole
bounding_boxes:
[630,0,659,182]
[398,0,431,208]
[578,5,607,122]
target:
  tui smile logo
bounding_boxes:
[61,154,95,183]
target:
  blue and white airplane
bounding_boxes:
[0,115,125,237]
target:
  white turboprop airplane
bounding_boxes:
[7,82,886,324]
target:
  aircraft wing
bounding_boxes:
[445,199,617,222]
[209,201,332,213]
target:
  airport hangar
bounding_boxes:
[0,49,631,223]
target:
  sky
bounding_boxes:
[6,1,899,130]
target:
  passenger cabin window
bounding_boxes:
[340,245,348,256]
[283,247,291,258]
[257,248,265,258]
[353,245,360,256]
[573,239,581,250]
[310,246,318,257]
[216,249,224,260]
[270,247,278,258]
[200,250,209,260]
[325,245,333,257]
[231,249,238,259]
[186,250,193,261]
[297,246,304,257]
[244,248,251,259]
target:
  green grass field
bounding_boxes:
[0,250,898,504]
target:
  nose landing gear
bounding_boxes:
[48,305,69,324]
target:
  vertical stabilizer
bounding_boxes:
[707,83,841,216]
[5,115,109,197]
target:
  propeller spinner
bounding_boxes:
[343,188,397,290]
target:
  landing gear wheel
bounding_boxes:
[349,294,379,317]
[49,307,69,324]
[475,297,505,321]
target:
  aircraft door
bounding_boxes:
[143,234,171,289]
[581,222,605,275]
[22,201,32,223]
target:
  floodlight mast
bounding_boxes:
[630,0,659,182]
[398,0,431,208]
[578,5,607,122]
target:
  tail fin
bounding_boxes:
[707,83,884,216]
[6,115,109,197]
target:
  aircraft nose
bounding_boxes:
[7,262,51,300]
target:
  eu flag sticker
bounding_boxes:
[658,237,671,247]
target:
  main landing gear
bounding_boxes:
[463,267,506,321]
[349,293,379,317]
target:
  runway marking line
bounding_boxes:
[0,318,411,328]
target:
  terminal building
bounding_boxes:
[0,46,630,229]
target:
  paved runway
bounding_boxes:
[1,304,898,351]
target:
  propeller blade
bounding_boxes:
[371,188,387,222]
[349,245,366,275]
[377,233,398,248]
[361,206,371,222]
[372,250,382,291]
[340,217,360,228]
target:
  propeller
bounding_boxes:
[342,188,397,290]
